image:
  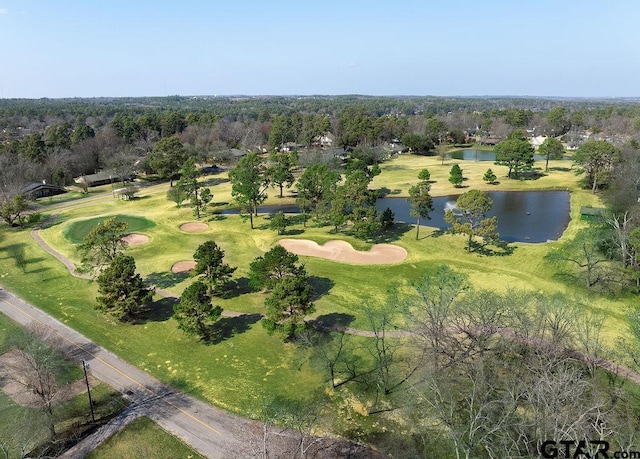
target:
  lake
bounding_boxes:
[220,191,571,243]
[376,191,570,243]
[449,149,571,162]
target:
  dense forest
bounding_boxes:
[2,95,640,192]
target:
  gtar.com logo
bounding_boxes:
[539,440,610,458]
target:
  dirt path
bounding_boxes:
[31,217,92,280]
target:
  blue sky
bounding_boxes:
[0,0,638,98]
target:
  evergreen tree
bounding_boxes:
[418,168,431,182]
[380,207,395,231]
[249,245,304,291]
[269,210,288,235]
[449,164,464,187]
[96,254,154,320]
[192,241,236,296]
[444,190,499,252]
[173,281,222,338]
[408,181,434,239]
[78,216,128,271]
[263,275,315,341]
[483,168,497,184]
[267,151,297,198]
[494,138,535,178]
[228,152,269,229]
[148,136,188,186]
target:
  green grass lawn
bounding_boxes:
[63,214,156,243]
[1,154,637,445]
[86,416,204,459]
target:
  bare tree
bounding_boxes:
[6,325,68,440]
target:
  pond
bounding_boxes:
[220,191,571,243]
[376,191,570,243]
[449,149,571,162]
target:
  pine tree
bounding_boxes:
[173,281,222,338]
[483,168,497,184]
[262,273,315,340]
[192,241,236,296]
[449,164,464,187]
[408,181,434,240]
[96,254,154,320]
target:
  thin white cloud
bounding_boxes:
[0,8,8,15]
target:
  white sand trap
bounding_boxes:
[171,261,196,273]
[180,222,208,232]
[279,239,407,265]
[122,233,149,246]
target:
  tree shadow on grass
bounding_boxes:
[308,276,335,301]
[372,222,413,243]
[377,187,402,197]
[469,240,516,257]
[514,170,545,181]
[310,313,356,332]
[222,277,254,299]
[429,228,448,238]
[204,313,262,344]
[147,271,190,289]
[206,214,228,222]
[134,297,177,324]
[201,177,229,187]
[281,228,304,236]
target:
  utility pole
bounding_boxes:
[83,360,95,422]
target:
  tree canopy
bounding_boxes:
[228,152,269,229]
[538,137,565,172]
[267,151,297,198]
[494,138,535,178]
[192,241,236,295]
[173,281,222,338]
[0,194,30,227]
[262,274,315,340]
[448,164,464,187]
[148,136,188,186]
[78,216,128,271]
[96,254,154,320]
[408,181,433,240]
[573,140,620,193]
[444,189,499,252]
[249,245,305,291]
[295,163,340,224]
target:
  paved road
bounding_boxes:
[0,288,246,458]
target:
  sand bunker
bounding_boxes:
[171,261,196,273]
[278,239,407,265]
[122,233,149,246]
[180,222,208,232]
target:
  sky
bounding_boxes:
[0,0,639,98]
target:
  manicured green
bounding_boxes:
[86,416,204,459]
[64,214,156,243]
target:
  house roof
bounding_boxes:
[20,182,65,194]
[74,170,132,184]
